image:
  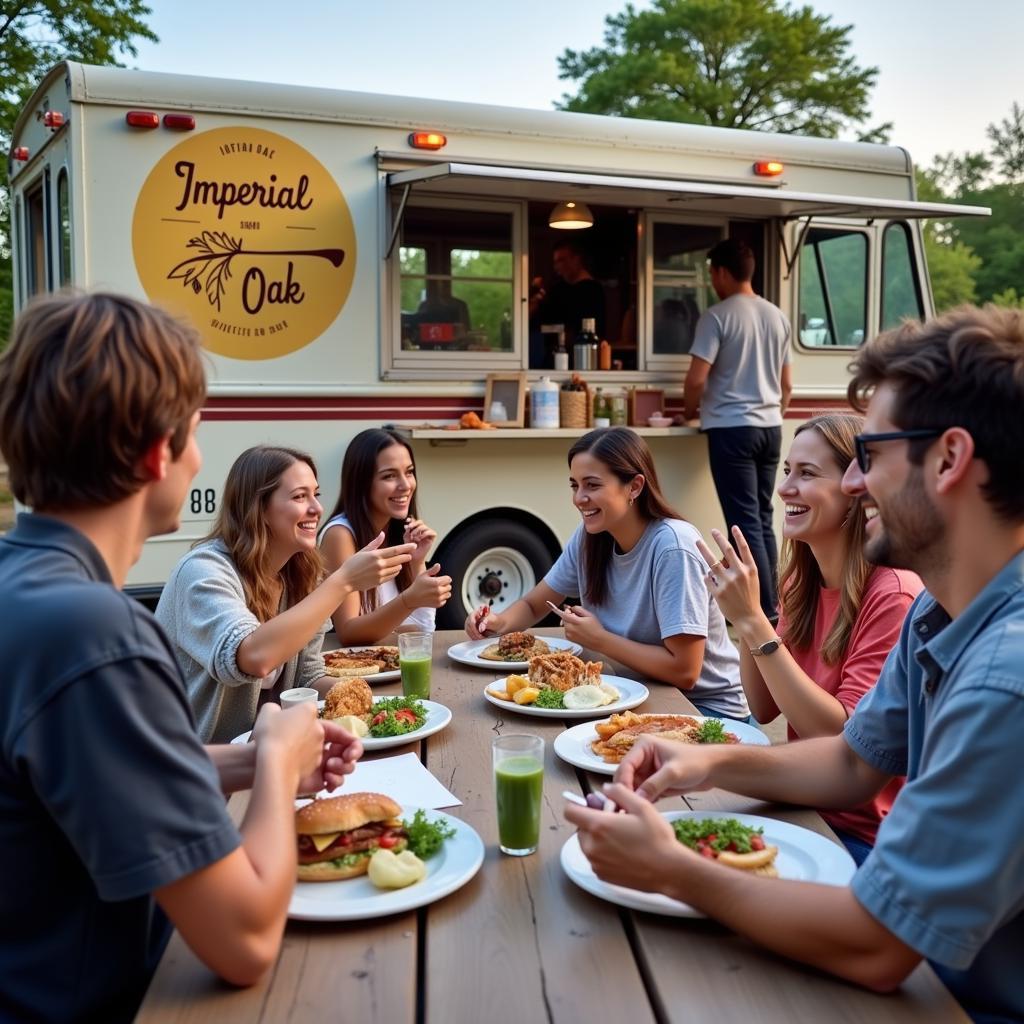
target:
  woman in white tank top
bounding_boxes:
[320,429,452,643]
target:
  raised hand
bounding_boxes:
[465,604,503,639]
[297,719,364,795]
[696,526,764,631]
[404,563,453,610]
[338,532,416,592]
[403,518,437,565]
[251,702,325,783]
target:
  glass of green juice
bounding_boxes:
[493,734,544,856]
[398,631,433,699]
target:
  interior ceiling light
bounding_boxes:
[548,200,594,229]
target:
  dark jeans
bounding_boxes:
[705,425,782,621]
[832,828,874,867]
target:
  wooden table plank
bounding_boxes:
[423,630,656,1024]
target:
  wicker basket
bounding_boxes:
[559,388,591,430]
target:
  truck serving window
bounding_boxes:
[798,227,867,348]
[649,220,722,357]
[399,204,515,354]
[881,222,923,330]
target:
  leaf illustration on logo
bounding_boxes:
[167,234,345,312]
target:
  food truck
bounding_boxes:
[7,62,987,625]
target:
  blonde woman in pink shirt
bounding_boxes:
[699,413,921,865]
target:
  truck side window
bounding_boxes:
[25,180,48,297]
[798,228,867,348]
[399,204,514,353]
[881,222,923,330]
[57,169,72,287]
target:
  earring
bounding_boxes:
[628,496,635,507]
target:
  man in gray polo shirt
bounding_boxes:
[0,293,363,1022]
[684,239,791,620]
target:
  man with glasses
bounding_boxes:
[568,305,1024,1023]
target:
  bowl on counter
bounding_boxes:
[647,414,673,428]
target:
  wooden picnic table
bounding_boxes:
[135,629,968,1023]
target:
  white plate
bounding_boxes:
[561,810,855,917]
[447,635,583,671]
[554,716,770,775]
[325,646,401,684]
[483,675,648,719]
[230,697,452,750]
[290,806,483,921]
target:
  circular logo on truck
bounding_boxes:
[132,127,356,360]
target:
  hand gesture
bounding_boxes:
[695,526,764,632]
[403,518,437,565]
[465,604,503,639]
[337,532,416,592]
[555,604,606,650]
[296,719,364,796]
[614,735,713,801]
[251,702,324,782]
[404,564,453,610]
[563,784,686,892]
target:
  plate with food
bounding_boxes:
[323,645,401,684]
[231,681,451,750]
[483,652,648,718]
[555,712,770,774]
[290,793,484,921]
[561,810,855,917]
[447,632,582,670]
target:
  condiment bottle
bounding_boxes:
[553,329,569,371]
[598,337,612,371]
[593,387,611,428]
[577,317,599,370]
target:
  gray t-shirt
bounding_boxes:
[544,519,747,716]
[690,293,791,429]
[0,515,240,1023]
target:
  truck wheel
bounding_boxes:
[435,520,555,629]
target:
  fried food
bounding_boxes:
[590,713,705,763]
[323,677,373,719]
[527,652,603,692]
[480,632,552,662]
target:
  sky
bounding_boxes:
[128,0,1024,169]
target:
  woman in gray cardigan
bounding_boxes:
[156,445,415,743]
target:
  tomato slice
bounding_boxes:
[378,832,400,849]
[751,835,765,851]
[371,711,388,726]
[395,709,418,725]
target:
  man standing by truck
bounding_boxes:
[684,239,792,622]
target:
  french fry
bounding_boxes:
[513,686,540,705]
[487,688,512,702]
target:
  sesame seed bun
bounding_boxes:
[295,792,403,836]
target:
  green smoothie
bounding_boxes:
[400,654,432,698]
[495,756,544,852]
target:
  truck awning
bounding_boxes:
[386,161,990,222]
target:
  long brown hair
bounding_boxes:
[206,446,324,622]
[567,427,682,606]
[327,428,418,612]
[777,414,871,665]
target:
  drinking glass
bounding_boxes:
[280,686,319,708]
[493,734,544,856]
[398,631,433,699]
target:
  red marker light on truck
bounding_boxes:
[12,147,29,161]
[753,161,784,177]
[163,113,195,131]
[126,111,160,129]
[409,131,447,151]
[43,111,65,129]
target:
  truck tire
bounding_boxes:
[435,519,555,630]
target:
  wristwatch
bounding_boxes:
[749,636,784,657]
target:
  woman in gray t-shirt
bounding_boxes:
[465,428,747,720]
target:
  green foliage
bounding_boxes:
[986,102,1024,183]
[923,236,980,312]
[0,1,158,344]
[990,287,1024,310]
[556,0,883,138]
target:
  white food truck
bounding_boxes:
[7,62,986,625]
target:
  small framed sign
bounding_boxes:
[629,387,665,426]
[483,372,527,428]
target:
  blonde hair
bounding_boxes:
[777,413,872,665]
[207,446,323,622]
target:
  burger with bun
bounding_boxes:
[296,792,408,882]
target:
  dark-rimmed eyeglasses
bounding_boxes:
[854,429,944,473]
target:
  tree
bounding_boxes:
[1,1,157,343]
[556,0,886,139]
[986,101,1024,183]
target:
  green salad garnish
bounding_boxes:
[694,718,729,743]
[534,687,565,709]
[402,809,456,858]
[672,817,763,854]
[368,696,427,737]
